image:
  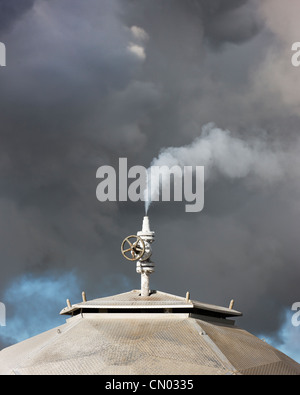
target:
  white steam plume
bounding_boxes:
[144,123,285,213]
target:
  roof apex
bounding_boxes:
[60,289,242,319]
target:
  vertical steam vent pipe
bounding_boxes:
[136,216,155,297]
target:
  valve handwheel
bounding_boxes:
[121,235,145,261]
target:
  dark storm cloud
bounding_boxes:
[0,0,299,361]
[0,0,134,286]
[0,0,35,33]
[124,0,261,48]
[201,0,262,47]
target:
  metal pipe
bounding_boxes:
[136,215,155,297]
[141,271,150,297]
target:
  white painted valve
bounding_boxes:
[121,216,155,297]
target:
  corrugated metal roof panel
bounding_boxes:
[0,314,235,375]
[198,320,300,375]
[1,312,298,375]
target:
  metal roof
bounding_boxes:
[0,289,299,375]
[0,217,299,375]
[59,289,242,318]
